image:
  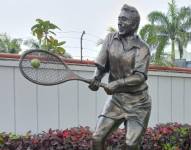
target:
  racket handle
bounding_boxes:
[99,82,107,88]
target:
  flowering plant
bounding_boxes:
[0,123,190,150]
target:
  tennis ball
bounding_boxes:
[31,58,41,69]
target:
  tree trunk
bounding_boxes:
[171,40,175,62]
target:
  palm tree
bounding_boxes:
[0,33,22,53]
[139,0,191,64]
[96,27,117,46]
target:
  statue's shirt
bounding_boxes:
[95,32,151,124]
[95,32,150,82]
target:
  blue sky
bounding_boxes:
[0,0,190,60]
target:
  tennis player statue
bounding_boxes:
[89,4,151,150]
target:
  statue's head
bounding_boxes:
[118,4,140,36]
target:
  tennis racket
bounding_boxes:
[19,49,107,88]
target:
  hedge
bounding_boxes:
[0,123,190,150]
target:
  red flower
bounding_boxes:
[63,130,70,138]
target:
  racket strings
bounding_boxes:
[21,51,70,84]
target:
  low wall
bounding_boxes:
[0,53,191,134]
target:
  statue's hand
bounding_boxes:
[88,78,100,91]
[104,81,119,95]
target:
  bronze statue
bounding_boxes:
[89,4,151,150]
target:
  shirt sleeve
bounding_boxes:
[95,33,111,72]
[133,45,150,80]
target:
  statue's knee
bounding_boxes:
[125,139,139,150]
[92,134,105,150]
[92,134,104,144]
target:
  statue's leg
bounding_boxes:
[124,112,150,150]
[92,116,123,150]
[123,120,143,150]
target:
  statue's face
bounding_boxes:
[118,10,136,36]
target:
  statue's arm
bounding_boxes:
[104,46,150,94]
[89,33,111,91]
[93,64,107,81]
[116,71,146,87]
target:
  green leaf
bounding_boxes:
[31,18,69,56]
[55,47,65,54]
[49,31,56,35]
[0,134,4,145]
[57,41,66,46]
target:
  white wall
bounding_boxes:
[0,59,191,134]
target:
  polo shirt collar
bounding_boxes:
[113,32,141,49]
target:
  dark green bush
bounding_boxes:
[0,123,190,150]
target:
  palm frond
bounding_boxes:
[176,31,190,47]
[176,38,184,59]
[139,24,158,49]
[96,39,104,46]
[139,24,168,50]
[35,18,44,24]
[139,24,153,40]
[96,26,116,46]
[107,27,117,33]
[148,11,169,26]
[177,7,191,31]
[168,0,178,20]
[155,37,169,63]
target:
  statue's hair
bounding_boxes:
[121,4,140,31]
